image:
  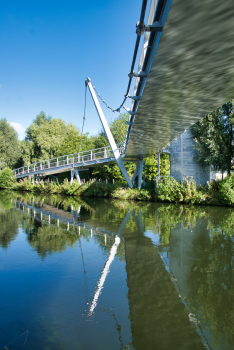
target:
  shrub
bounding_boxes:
[12,178,34,191]
[0,168,15,188]
[6,172,234,207]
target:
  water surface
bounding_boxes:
[1,191,234,349]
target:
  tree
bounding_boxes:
[0,168,15,188]
[90,132,107,149]
[25,111,68,162]
[18,140,33,166]
[110,113,128,145]
[21,111,88,164]
[191,100,234,175]
[55,126,93,157]
[0,119,21,168]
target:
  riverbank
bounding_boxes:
[4,173,234,206]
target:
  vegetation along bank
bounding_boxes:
[1,167,234,206]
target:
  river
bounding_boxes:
[0,191,234,350]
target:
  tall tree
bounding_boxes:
[21,112,86,164]
[25,111,67,162]
[191,100,234,175]
[0,119,20,168]
[55,125,91,157]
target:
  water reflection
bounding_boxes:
[1,191,234,349]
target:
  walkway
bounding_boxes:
[14,144,124,179]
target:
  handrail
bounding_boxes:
[14,143,125,177]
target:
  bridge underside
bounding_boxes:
[126,0,234,159]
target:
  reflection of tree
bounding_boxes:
[0,190,21,248]
[0,190,16,210]
[187,231,234,349]
[26,224,79,259]
[13,191,90,213]
[208,209,234,238]
[0,209,20,248]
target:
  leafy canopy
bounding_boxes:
[0,119,21,169]
[191,100,234,174]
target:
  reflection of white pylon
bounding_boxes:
[89,236,120,315]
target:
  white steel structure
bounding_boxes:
[13,0,234,187]
[14,144,125,181]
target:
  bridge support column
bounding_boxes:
[158,152,160,177]
[129,160,144,188]
[70,170,74,185]
[138,160,144,189]
[70,168,81,185]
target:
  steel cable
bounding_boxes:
[113,0,148,112]
[78,84,87,154]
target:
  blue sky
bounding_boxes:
[0,0,146,140]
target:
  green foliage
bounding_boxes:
[25,112,69,162]
[145,154,170,181]
[0,168,15,188]
[110,113,129,144]
[89,133,107,149]
[206,175,234,206]
[0,168,231,206]
[0,209,20,248]
[55,127,93,157]
[156,177,199,203]
[20,112,85,165]
[12,177,34,191]
[27,225,79,258]
[66,179,81,195]
[191,100,234,174]
[0,119,21,168]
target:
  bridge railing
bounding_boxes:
[14,143,125,177]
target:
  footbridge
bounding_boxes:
[14,143,125,182]
[14,0,234,187]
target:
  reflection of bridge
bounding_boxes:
[15,198,211,348]
[13,0,234,188]
[15,200,118,239]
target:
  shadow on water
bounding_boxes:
[1,190,234,349]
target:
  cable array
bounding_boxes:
[113,0,148,112]
[87,0,155,150]
[93,85,119,115]
[92,83,128,145]
[93,0,149,114]
[77,84,87,153]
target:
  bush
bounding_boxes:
[206,175,234,206]
[4,172,234,207]
[12,178,34,191]
[0,168,15,188]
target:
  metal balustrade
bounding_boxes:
[14,143,125,178]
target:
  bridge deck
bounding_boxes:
[14,144,124,179]
[126,0,234,158]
